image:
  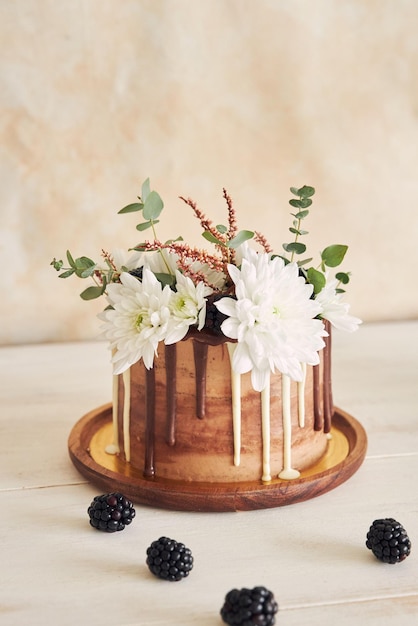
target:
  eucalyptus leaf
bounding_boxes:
[143,190,164,220]
[289,199,302,208]
[282,242,306,254]
[307,267,326,294]
[165,236,183,244]
[227,230,254,249]
[296,257,313,267]
[298,198,312,209]
[290,187,300,196]
[298,185,315,198]
[118,202,144,214]
[336,271,350,284]
[136,220,159,231]
[74,257,96,278]
[141,178,151,202]
[202,231,224,245]
[292,210,309,220]
[66,250,75,268]
[58,269,75,279]
[80,266,97,279]
[154,272,176,288]
[80,286,103,300]
[216,224,228,234]
[321,244,348,268]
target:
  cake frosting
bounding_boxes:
[105,328,334,483]
[52,180,361,489]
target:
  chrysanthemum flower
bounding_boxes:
[165,271,213,344]
[99,269,173,373]
[316,276,362,332]
[215,249,327,391]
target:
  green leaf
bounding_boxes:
[136,220,159,231]
[227,230,254,249]
[336,271,350,285]
[154,272,176,288]
[290,187,300,196]
[118,202,143,214]
[298,198,312,209]
[321,244,348,268]
[282,242,306,254]
[296,257,313,267]
[298,185,315,198]
[143,190,164,220]
[58,269,75,279]
[79,286,103,300]
[202,231,225,245]
[165,236,183,244]
[73,257,96,278]
[307,267,326,294]
[292,209,309,220]
[141,178,151,202]
[216,224,228,234]
[66,250,75,268]
[289,199,302,208]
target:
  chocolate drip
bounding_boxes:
[322,321,333,433]
[313,364,323,431]
[192,340,208,418]
[144,367,156,477]
[165,344,177,446]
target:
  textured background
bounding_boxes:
[1,0,418,345]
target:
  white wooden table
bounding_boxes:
[1,322,417,625]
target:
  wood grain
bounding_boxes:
[68,405,367,512]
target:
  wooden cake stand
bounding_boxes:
[68,404,367,512]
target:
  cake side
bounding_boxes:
[111,336,329,483]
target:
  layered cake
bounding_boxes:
[53,180,363,509]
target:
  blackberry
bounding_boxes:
[366,518,411,564]
[129,267,143,281]
[146,536,193,581]
[220,586,278,626]
[205,293,231,335]
[87,492,136,532]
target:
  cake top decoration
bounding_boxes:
[51,180,361,391]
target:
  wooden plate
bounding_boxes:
[68,404,367,512]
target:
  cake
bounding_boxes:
[53,180,364,510]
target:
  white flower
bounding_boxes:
[165,271,213,344]
[99,269,173,373]
[215,249,327,391]
[316,276,362,332]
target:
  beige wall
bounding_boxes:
[1,0,418,345]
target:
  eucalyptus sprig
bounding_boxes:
[50,251,108,300]
[281,186,351,295]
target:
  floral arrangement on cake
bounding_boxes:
[51,180,361,391]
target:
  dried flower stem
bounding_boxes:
[254,231,273,253]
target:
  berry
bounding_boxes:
[129,267,143,281]
[87,492,136,532]
[204,293,231,335]
[146,536,193,581]
[366,518,411,564]
[220,586,278,626]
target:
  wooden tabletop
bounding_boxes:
[1,321,417,625]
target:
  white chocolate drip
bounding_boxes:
[122,368,131,462]
[279,374,300,480]
[227,343,241,466]
[261,376,271,482]
[105,374,120,455]
[297,362,307,428]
